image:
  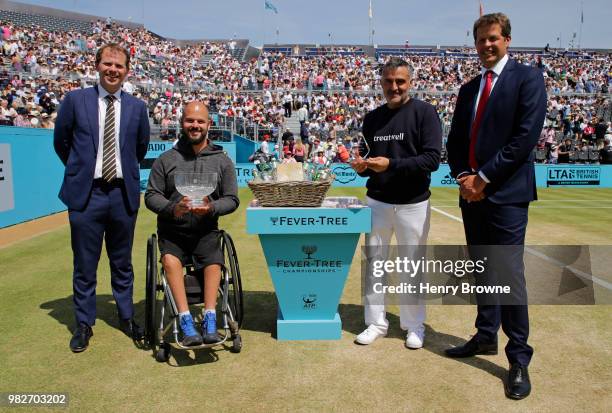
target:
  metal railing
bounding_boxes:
[2,66,610,99]
[148,125,232,142]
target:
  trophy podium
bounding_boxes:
[247,199,371,340]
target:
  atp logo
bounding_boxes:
[302,294,317,309]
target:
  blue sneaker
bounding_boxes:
[179,314,202,346]
[202,311,221,344]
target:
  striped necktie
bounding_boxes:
[102,94,117,182]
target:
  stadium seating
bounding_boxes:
[0,2,609,159]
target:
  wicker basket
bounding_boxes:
[247,178,334,207]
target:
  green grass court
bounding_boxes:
[1,187,611,412]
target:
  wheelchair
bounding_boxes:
[144,230,243,362]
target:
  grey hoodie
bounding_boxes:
[145,138,239,237]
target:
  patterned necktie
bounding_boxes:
[102,95,117,182]
[469,70,493,170]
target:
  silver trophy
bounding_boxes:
[349,134,370,161]
[174,172,217,207]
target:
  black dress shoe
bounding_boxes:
[444,336,498,358]
[70,323,93,353]
[119,318,144,340]
[505,364,531,400]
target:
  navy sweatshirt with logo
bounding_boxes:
[360,98,442,204]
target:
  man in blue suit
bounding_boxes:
[445,13,546,399]
[54,44,150,352]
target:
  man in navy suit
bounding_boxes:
[54,44,150,352]
[445,13,546,399]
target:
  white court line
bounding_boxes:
[433,205,612,209]
[431,206,464,222]
[430,206,612,291]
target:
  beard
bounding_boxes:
[181,128,208,145]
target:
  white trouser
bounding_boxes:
[364,196,430,333]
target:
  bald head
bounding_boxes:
[181,100,210,146]
[183,100,209,119]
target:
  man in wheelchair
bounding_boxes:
[145,101,239,346]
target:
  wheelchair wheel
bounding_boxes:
[222,231,243,328]
[145,234,158,349]
[231,334,242,353]
[155,343,171,363]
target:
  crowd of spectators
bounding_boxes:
[0,17,610,163]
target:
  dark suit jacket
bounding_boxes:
[447,59,547,204]
[53,86,150,212]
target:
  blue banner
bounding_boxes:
[139,141,236,191]
[2,126,612,228]
[0,128,65,228]
[138,141,612,189]
[170,162,612,189]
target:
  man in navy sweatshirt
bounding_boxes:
[351,57,442,349]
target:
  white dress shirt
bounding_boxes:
[473,54,509,120]
[94,85,123,179]
[462,54,509,183]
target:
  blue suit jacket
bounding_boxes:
[447,59,547,204]
[53,86,150,212]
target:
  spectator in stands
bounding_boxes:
[282,152,296,163]
[160,115,172,140]
[292,139,306,162]
[282,140,292,157]
[323,136,337,160]
[599,138,612,164]
[300,120,309,142]
[39,92,55,114]
[336,142,350,163]
[260,134,271,155]
[595,117,608,148]
[313,149,327,165]
[297,102,308,126]
[310,137,323,156]
[282,91,293,117]
[549,143,558,164]
[281,129,294,143]
[571,116,583,139]
[28,111,40,128]
[12,107,28,127]
[537,129,547,150]
[557,138,574,163]
[0,98,15,125]
[543,126,555,159]
[583,121,595,143]
[40,112,54,129]
[0,15,609,146]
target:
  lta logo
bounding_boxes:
[302,245,317,259]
